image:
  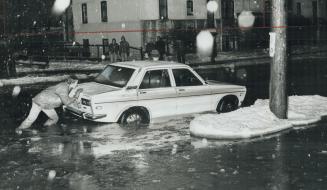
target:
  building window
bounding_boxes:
[296,2,301,16]
[101,1,108,22]
[221,0,234,19]
[187,0,193,16]
[288,0,293,11]
[207,0,214,28]
[159,0,168,20]
[264,0,271,26]
[82,3,88,24]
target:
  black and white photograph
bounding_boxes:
[1,0,327,189]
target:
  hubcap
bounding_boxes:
[225,103,234,112]
[126,113,142,124]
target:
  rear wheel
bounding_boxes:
[216,97,239,113]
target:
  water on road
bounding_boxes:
[1,86,327,190]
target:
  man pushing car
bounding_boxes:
[16,77,83,133]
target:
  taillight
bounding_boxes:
[81,98,91,106]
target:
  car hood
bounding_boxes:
[77,82,121,96]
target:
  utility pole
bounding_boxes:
[316,0,320,44]
[269,0,288,119]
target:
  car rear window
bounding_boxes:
[172,68,203,86]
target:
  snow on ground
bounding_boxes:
[190,95,327,139]
[89,118,192,157]
[16,60,107,73]
[0,60,107,87]
[0,74,93,87]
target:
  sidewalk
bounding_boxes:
[16,60,107,75]
[0,60,107,87]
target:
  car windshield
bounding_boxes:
[94,65,135,88]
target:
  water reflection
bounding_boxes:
[67,172,100,190]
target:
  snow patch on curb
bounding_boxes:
[190,95,327,139]
[0,74,91,86]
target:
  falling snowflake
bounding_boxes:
[196,30,214,56]
[206,0,218,13]
[52,0,71,15]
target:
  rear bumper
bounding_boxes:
[63,106,107,120]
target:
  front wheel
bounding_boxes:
[120,109,149,126]
[216,98,239,113]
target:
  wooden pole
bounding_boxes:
[317,0,320,44]
[269,0,288,119]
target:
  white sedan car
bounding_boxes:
[64,61,246,125]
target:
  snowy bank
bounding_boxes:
[16,60,107,73]
[0,74,93,87]
[190,95,327,139]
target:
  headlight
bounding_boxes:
[81,98,91,106]
[96,106,103,110]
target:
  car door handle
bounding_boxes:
[178,89,185,92]
[139,91,147,94]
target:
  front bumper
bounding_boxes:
[63,106,107,120]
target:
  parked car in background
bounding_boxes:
[64,61,247,125]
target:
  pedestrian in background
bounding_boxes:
[176,40,186,64]
[145,39,155,58]
[155,36,166,60]
[119,36,130,62]
[16,78,82,133]
[109,38,119,63]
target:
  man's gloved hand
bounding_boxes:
[74,88,83,99]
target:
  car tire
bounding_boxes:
[120,109,149,126]
[216,98,239,113]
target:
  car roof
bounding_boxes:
[111,60,189,69]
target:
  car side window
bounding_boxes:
[172,68,203,87]
[140,69,171,89]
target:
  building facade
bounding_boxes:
[72,0,221,56]
[71,0,327,57]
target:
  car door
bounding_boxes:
[137,69,177,118]
[172,68,212,114]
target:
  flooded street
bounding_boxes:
[1,86,327,190]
